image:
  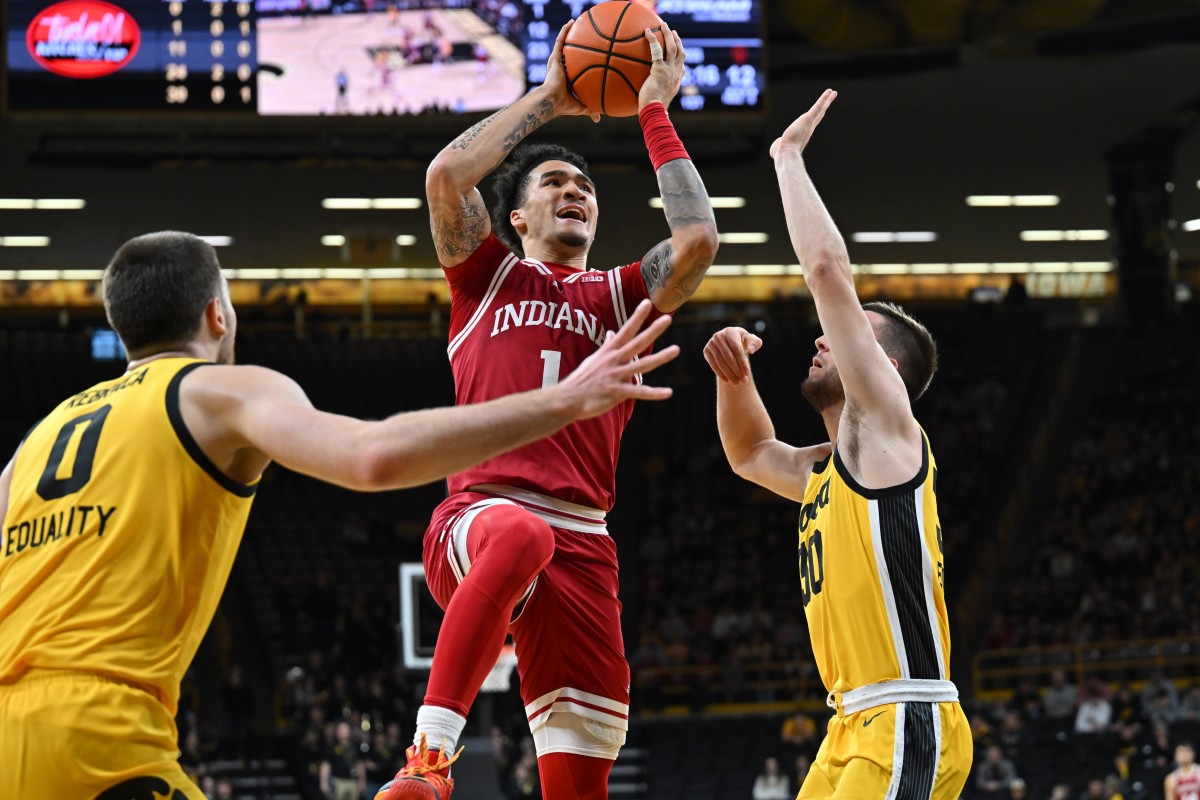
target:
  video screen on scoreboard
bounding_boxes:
[4,0,764,114]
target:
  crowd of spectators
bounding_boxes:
[964,666,1200,799]
[985,332,1200,651]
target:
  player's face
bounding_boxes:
[1179,745,1195,767]
[801,313,890,413]
[516,160,598,253]
[801,332,844,412]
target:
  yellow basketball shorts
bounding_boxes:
[797,701,972,799]
[0,670,204,800]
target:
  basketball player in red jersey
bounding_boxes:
[1168,743,1200,800]
[383,19,717,800]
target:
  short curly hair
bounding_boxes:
[490,142,591,256]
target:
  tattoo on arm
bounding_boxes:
[657,160,716,230]
[641,241,675,294]
[449,111,501,152]
[502,98,557,153]
[432,194,489,259]
[642,160,716,311]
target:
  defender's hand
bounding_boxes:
[544,21,601,122]
[637,22,685,112]
[770,89,837,161]
[558,300,679,419]
[704,326,762,384]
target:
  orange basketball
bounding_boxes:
[563,1,665,118]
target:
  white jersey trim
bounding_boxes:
[929,699,944,800]
[524,686,630,732]
[884,702,906,800]
[915,486,947,680]
[608,267,629,327]
[869,499,910,679]
[447,253,519,358]
[470,483,609,535]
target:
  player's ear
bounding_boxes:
[204,296,229,337]
[511,209,527,236]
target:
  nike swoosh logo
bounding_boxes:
[863,711,886,727]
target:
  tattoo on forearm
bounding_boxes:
[642,160,716,310]
[502,98,556,153]
[657,160,716,230]
[449,111,502,151]
[641,241,675,294]
[433,195,489,258]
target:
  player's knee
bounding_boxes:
[479,506,554,578]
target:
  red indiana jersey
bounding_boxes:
[1174,767,1200,800]
[443,233,663,511]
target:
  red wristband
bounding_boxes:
[639,101,690,171]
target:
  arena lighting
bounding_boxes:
[649,196,746,209]
[371,198,424,210]
[320,235,347,246]
[321,198,423,210]
[34,199,87,210]
[0,236,51,246]
[0,199,86,209]
[851,232,938,243]
[1183,219,1200,232]
[1020,230,1108,241]
[718,232,769,244]
[966,195,1060,207]
[395,235,418,246]
[198,236,233,247]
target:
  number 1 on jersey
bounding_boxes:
[540,350,562,388]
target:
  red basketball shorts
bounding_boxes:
[422,486,631,751]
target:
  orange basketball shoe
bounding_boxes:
[375,734,462,800]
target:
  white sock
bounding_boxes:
[414,705,467,757]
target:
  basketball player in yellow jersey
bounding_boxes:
[0,231,678,800]
[704,91,972,798]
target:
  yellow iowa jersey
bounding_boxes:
[0,358,256,714]
[798,433,950,694]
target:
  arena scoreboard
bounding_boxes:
[7,0,258,111]
[4,0,765,114]
[522,0,765,113]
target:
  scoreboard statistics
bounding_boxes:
[522,0,764,113]
[8,0,257,110]
[4,0,764,114]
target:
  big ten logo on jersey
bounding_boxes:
[797,478,830,607]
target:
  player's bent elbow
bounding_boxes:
[426,155,471,199]
[678,224,719,267]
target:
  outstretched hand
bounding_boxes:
[704,326,762,384]
[560,299,679,419]
[543,20,601,122]
[770,89,837,161]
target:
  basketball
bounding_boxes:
[563,0,666,118]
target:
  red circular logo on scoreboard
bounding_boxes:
[26,0,141,79]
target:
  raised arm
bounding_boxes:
[704,327,830,502]
[637,25,718,312]
[426,21,598,267]
[772,91,914,436]
[188,301,678,492]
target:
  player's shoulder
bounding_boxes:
[178,363,303,404]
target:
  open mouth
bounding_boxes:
[556,205,587,223]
